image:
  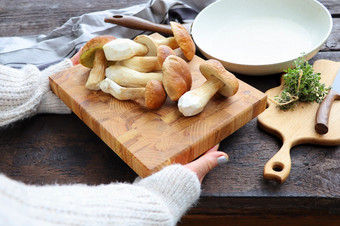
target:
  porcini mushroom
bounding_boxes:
[134,23,195,61]
[178,59,239,116]
[106,65,163,87]
[118,45,176,72]
[79,35,116,90]
[157,45,177,66]
[134,35,179,56]
[103,38,148,61]
[170,21,196,61]
[100,78,166,109]
[162,55,192,101]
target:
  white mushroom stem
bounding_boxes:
[103,38,148,61]
[178,76,224,116]
[118,45,176,73]
[156,37,179,49]
[99,78,145,100]
[134,35,179,56]
[118,56,161,73]
[106,65,162,87]
[85,49,107,90]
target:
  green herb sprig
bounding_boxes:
[273,56,330,110]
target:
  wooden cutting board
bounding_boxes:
[258,59,340,184]
[49,43,267,178]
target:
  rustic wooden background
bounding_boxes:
[1,0,340,225]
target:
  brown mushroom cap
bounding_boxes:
[199,59,239,97]
[162,55,192,101]
[134,35,158,56]
[79,35,116,68]
[144,80,167,109]
[157,45,176,67]
[170,21,196,61]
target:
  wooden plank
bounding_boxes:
[323,18,340,51]
[321,0,340,15]
[50,53,267,177]
[1,0,340,220]
[180,214,340,226]
[0,0,149,36]
[1,0,339,40]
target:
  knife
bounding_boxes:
[104,15,192,36]
[315,68,340,134]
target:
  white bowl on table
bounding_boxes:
[191,0,333,75]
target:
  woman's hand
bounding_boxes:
[184,145,229,183]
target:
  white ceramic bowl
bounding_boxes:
[191,0,333,75]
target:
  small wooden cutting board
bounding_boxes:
[258,59,340,184]
[49,49,266,178]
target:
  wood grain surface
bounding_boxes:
[258,60,340,183]
[1,0,340,225]
[49,46,267,177]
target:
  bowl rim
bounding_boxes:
[191,0,333,69]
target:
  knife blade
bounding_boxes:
[315,68,340,134]
[104,15,192,36]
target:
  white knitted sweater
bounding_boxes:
[0,60,72,127]
[0,165,201,225]
[0,61,201,225]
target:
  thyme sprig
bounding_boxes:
[273,56,330,110]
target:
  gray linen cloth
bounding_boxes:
[0,0,214,70]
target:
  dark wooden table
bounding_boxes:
[1,0,340,225]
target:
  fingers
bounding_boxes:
[184,145,229,183]
[205,143,219,153]
[70,47,83,65]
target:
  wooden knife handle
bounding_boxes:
[315,89,340,134]
[263,142,292,184]
[104,15,173,36]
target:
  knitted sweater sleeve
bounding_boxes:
[0,60,73,127]
[0,164,201,226]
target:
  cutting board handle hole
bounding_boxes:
[272,163,284,172]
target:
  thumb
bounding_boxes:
[184,145,229,183]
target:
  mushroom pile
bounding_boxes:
[79,21,238,116]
